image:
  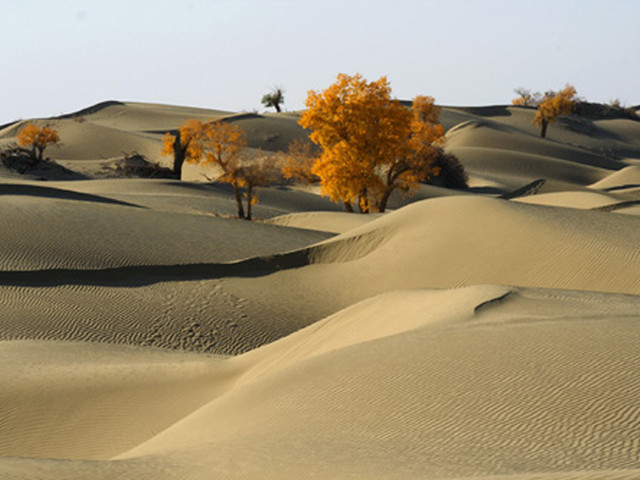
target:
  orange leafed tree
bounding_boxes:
[383,95,445,208]
[174,120,277,220]
[191,120,249,218]
[281,138,320,185]
[17,123,60,162]
[299,73,444,213]
[533,84,577,138]
[161,119,204,178]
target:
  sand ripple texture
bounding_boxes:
[1,190,639,358]
[0,183,331,271]
[1,287,640,479]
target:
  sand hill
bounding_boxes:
[0,101,639,479]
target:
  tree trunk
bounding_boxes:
[37,144,48,162]
[233,185,245,219]
[344,201,354,213]
[245,183,253,221]
[540,119,548,138]
[173,132,185,179]
[274,103,281,113]
[378,187,393,213]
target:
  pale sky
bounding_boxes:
[1,0,638,125]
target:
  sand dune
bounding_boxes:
[589,165,640,191]
[119,287,640,479]
[0,181,331,271]
[0,341,232,460]
[441,106,640,194]
[65,101,232,132]
[1,194,638,356]
[1,100,640,479]
[266,210,382,233]
[0,102,309,182]
[513,190,629,209]
[2,286,640,478]
[448,145,608,190]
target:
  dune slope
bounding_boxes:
[2,286,640,479]
[1,193,639,358]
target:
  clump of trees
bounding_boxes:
[163,120,280,219]
[17,123,60,162]
[261,87,285,113]
[297,73,452,213]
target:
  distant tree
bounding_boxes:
[512,88,541,107]
[281,138,320,185]
[604,99,640,120]
[161,119,203,178]
[236,152,282,220]
[533,84,578,138]
[300,73,444,213]
[609,98,623,110]
[17,123,60,162]
[261,87,285,113]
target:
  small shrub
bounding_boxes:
[0,145,77,177]
[114,152,174,178]
[0,146,39,172]
[429,149,468,189]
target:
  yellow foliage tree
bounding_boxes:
[281,138,320,185]
[299,73,444,213]
[191,120,249,218]
[17,123,60,162]
[172,120,277,219]
[533,84,577,138]
[161,119,203,178]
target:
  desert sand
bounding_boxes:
[0,101,639,479]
